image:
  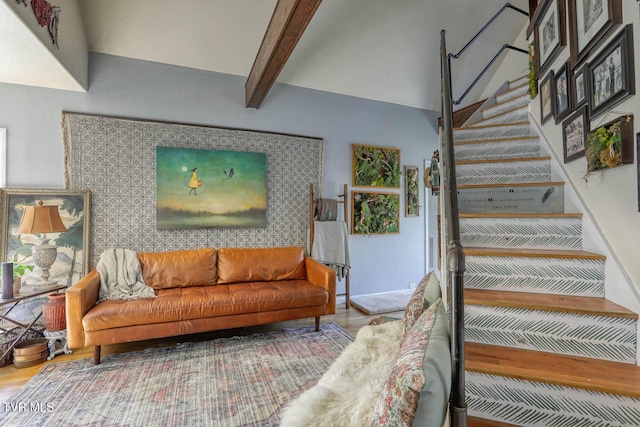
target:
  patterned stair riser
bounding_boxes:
[465,255,604,296]
[453,123,532,142]
[458,184,564,214]
[495,84,529,104]
[454,138,540,161]
[456,160,551,185]
[472,107,528,126]
[460,217,582,250]
[482,94,530,119]
[465,305,636,363]
[467,372,640,427]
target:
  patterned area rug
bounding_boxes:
[0,323,353,427]
[351,289,415,315]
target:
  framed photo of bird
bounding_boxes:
[155,146,267,229]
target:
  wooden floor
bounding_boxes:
[0,306,397,401]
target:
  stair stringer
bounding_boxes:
[528,112,640,364]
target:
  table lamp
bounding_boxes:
[14,200,67,290]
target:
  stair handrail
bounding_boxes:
[441,29,467,427]
[448,2,528,105]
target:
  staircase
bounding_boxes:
[451,76,640,426]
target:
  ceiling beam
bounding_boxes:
[245,0,322,109]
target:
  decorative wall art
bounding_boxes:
[16,0,61,48]
[0,129,5,188]
[156,146,267,229]
[62,113,323,267]
[569,0,622,64]
[352,144,401,189]
[572,64,588,109]
[636,133,640,212]
[0,189,91,287]
[534,0,567,75]
[351,192,400,235]
[404,166,419,217]
[540,69,555,123]
[586,114,634,172]
[553,61,572,124]
[562,106,588,163]
[587,24,635,118]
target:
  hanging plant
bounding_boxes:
[528,42,537,99]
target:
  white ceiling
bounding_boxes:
[3,0,530,111]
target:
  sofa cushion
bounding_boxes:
[217,246,306,285]
[423,271,442,307]
[83,280,328,331]
[138,248,217,289]
[371,299,440,426]
[402,275,428,335]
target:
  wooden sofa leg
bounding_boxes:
[315,317,320,332]
[93,346,101,365]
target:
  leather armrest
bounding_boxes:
[66,270,100,349]
[305,257,336,314]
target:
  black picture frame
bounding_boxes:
[568,0,622,65]
[540,69,555,124]
[562,106,588,163]
[553,61,572,124]
[534,0,567,75]
[572,63,588,109]
[588,24,635,118]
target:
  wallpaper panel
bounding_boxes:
[62,113,323,268]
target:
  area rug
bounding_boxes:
[0,323,353,427]
[350,289,415,314]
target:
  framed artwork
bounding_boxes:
[586,114,634,172]
[0,128,5,188]
[588,24,635,118]
[562,106,588,163]
[553,61,572,124]
[539,69,555,123]
[404,165,419,217]
[351,191,400,235]
[352,144,401,188]
[0,189,91,287]
[569,0,622,64]
[534,0,567,75]
[156,146,267,229]
[572,64,588,109]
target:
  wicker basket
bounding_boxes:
[0,323,46,367]
[43,293,66,332]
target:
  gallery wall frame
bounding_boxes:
[562,106,588,163]
[553,61,573,124]
[568,0,622,65]
[0,128,5,188]
[0,188,91,287]
[586,114,634,172]
[540,69,555,123]
[572,63,589,109]
[352,144,401,189]
[534,0,567,75]
[351,191,400,235]
[404,165,419,217]
[587,24,635,119]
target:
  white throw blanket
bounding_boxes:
[311,221,350,280]
[96,248,156,302]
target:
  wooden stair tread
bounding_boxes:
[464,289,637,319]
[463,246,604,259]
[454,135,538,146]
[474,104,528,123]
[458,181,564,189]
[460,212,582,219]
[466,342,640,398]
[481,93,529,114]
[457,156,551,165]
[468,416,518,427]
[454,121,530,131]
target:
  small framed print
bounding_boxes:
[562,106,588,163]
[553,61,572,124]
[534,0,567,75]
[539,70,555,124]
[572,64,588,109]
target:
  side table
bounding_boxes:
[43,329,71,360]
[0,285,66,363]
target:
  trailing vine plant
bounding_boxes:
[528,42,537,99]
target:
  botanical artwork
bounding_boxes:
[0,189,91,287]
[352,192,400,235]
[562,107,588,163]
[404,166,419,217]
[586,115,633,172]
[156,146,267,229]
[352,144,401,188]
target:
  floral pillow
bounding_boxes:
[372,299,441,426]
[402,273,430,335]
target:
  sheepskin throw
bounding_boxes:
[96,248,156,302]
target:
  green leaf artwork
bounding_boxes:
[352,144,401,188]
[405,166,419,217]
[352,192,400,235]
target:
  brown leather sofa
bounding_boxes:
[66,246,336,364]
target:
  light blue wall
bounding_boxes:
[0,53,439,296]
